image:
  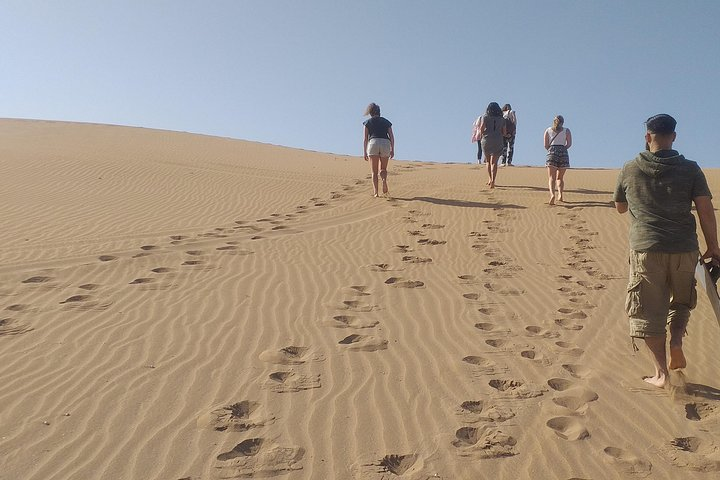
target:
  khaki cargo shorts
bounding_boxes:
[625,250,698,337]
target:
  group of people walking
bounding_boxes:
[362,104,719,390]
[361,100,571,201]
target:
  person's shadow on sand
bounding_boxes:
[685,383,720,401]
[394,196,526,209]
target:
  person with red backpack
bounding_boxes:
[500,104,517,166]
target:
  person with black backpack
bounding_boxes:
[501,104,517,166]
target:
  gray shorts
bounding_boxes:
[367,138,391,157]
[625,250,698,337]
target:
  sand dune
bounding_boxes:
[1,119,720,479]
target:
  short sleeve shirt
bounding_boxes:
[614,150,711,252]
[363,116,392,140]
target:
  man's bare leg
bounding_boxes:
[643,335,669,387]
[669,320,687,369]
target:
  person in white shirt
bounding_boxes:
[543,115,572,204]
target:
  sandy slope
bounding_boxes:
[1,119,719,480]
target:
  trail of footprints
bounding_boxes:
[6,181,720,477]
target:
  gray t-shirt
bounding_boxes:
[614,150,711,252]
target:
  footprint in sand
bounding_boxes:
[259,346,322,365]
[402,255,432,264]
[98,255,117,262]
[555,318,584,331]
[341,300,378,312]
[185,250,204,256]
[568,298,596,309]
[463,293,482,301]
[462,356,508,375]
[459,400,515,423]
[557,308,588,319]
[474,323,511,335]
[417,238,446,246]
[197,400,275,432]
[422,223,445,229]
[0,318,33,336]
[343,285,370,297]
[384,277,424,288]
[368,263,393,272]
[338,334,388,352]
[577,280,606,290]
[393,245,412,253]
[140,245,159,251]
[519,348,552,366]
[452,426,517,458]
[484,283,525,296]
[555,341,585,357]
[21,276,54,284]
[458,274,478,284]
[552,391,599,414]
[129,278,154,285]
[182,260,205,266]
[660,436,720,472]
[603,446,652,477]
[151,267,173,274]
[59,295,92,304]
[547,378,575,392]
[169,235,188,241]
[330,315,379,329]
[485,338,513,350]
[561,363,591,379]
[264,371,321,393]
[546,417,590,440]
[525,326,560,339]
[216,246,254,254]
[407,230,424,236]
[215,439,304,477]
[685,402,720,421]
[488,379,547,398]
[372,454,418,476]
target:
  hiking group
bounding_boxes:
[361,105,719,389]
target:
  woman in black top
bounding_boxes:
[363,103,395,197]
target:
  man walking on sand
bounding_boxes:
[500,104,516,166]
[614,114,720,388]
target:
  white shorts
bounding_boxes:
[367,138,391,157]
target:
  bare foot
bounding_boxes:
[643,374,667,388]
[549,195,555,205]
[382,183,389,195]
[558,196,565,202]
[489,181,495,189]
[373,192,379,198]
[486,180,492,185]
[669,346,687,369]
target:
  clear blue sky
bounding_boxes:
[2,0,719,168]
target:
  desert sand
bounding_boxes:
[1,119,719,479]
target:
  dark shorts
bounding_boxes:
[546,145,570,168]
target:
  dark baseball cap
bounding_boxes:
[645,114,676,134]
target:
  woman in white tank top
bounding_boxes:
[544,115,572,205]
